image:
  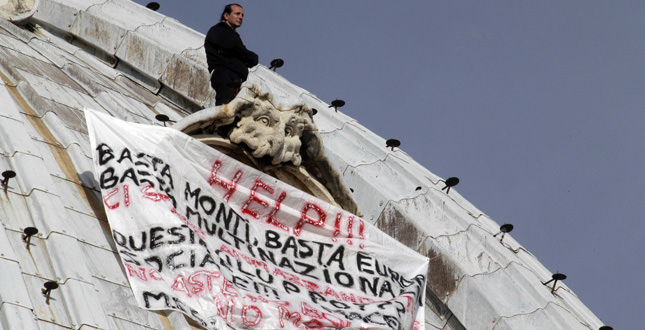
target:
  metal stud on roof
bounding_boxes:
[386,139,400,151]
[22,227,38,250]
[155,114,173,127]
[493,224,514,243]
[146,2,160,11]
[269,58,284,72]
[442,177,459,194]
[329,99,345,112]
[543,273,567,294]
[2,170,16,192]
[42,281,59,305]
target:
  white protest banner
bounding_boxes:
[86,110,429,330]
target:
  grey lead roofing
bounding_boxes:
[0,0,605,329]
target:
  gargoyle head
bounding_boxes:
[173,84,358,215]
[174,85,322,166]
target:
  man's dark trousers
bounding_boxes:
[211,67,242,105]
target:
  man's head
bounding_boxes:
[220,4,244,29]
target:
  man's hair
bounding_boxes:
[220,3,243,22]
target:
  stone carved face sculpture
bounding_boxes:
[228,96,308,166]
[174,85,358,215]
[174,85,320,167]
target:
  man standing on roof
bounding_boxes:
[205,3,258,105]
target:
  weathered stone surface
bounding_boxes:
[0,0,37,23]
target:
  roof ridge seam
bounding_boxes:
[63,205,102,222]
[0,149,42,159]
[92,274,130,288]
[107,312,158,328]
[30,136,85,155]
[318,119,358,135]
[31,136,92,160]
[454,257,587,322]
[83,0,112,15]
[445,259,524,307]
[0,301,34,312]
[491,300,594,330]
[55,276,96,288]
[6,187,55,198]
[50,173,83,186]
[0,255,21,264]
[422,222,486,243]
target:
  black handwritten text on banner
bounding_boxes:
[86,110,429,330]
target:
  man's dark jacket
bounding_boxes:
[205,22,258,81]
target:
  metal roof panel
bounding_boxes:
[298,92,352,133]
[94,90,151,123]
[108,316,158,330]
[0,258,33,309]
[0,115,39,158]
[112,75,165,106]
[0,188,32,229]
[79,244,125,286]
[49,175,94,215]
[4,48,85,92]
[153,102,184,123]
[70,212,115,251]
[9,152,55,195]
[4,229,56,280]
[0,81,24,122]
[319,125,385,171]
[23,273,73,328]
[494,303,588,330]
[23,190,75,237]
[0,303,40,330]
[37,320,77,330]
[59,279,111,330]
[31,141,67,179]
[0,226,19,262]
[92,278,167,329]
[0,32,49,63]
[27,38,76,69]
[61,62,120,97]
[16,69,103,112]
[45,233,95,283]
[41,112,89,150]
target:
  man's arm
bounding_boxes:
[244,49,258,68]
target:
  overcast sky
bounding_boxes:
[133,1,643,328]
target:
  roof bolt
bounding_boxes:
[2,170,16,192]
[415,186,422,191]
[155,114,173,127]
[493,224,514,244]
[386,139,401,151]
[146,2,160,11]
[23,227,39,250]
[441,177,459,194]
[329,99,345,112]
[42,281,59,304]
[542,273,567,294]
[269,58,284,72]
